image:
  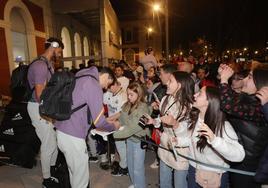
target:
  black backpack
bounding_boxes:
[0,101,41,168]
[10,56,51,102]
[39,71,97,121]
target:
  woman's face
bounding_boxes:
[166,75,180,95]
[231,75,244,93]
[197,69,206,80]
[193,87,208,110]
[147,67,155,78]
[127,88,138,104]
[242,71,257,94]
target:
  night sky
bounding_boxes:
[111,0,268,53]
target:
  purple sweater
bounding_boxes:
[55,67,115,139]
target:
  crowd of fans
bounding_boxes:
[4,39,268,188]
[71,47,268,188]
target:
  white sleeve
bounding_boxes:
[174,121,190,147]
[209,121,245,162]
[153,95,167,128]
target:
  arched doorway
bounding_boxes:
[61,27,72,69]
[74,33,82,68]
[4,0,36,73]
[10,7,29,68]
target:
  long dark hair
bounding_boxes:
[161,71,194,122]
[189,86,226,152]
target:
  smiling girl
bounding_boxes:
[188,86,245,188]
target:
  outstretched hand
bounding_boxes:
[256,87,268,105]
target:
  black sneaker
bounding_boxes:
[99,161,110,170]
[111,166,128,176]
[89,156,99,163]
[42,177,59,188]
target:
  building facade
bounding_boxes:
[0,0,121,95]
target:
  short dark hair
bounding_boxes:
[160,63,177,74]
[115,64,124,70]
[98,67,116,82]
[45,37,64,50]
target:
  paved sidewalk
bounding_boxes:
[0,150,159,188]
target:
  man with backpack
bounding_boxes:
[54,66,118,188]
[27,37,64,188]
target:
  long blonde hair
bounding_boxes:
[123,82,146,114]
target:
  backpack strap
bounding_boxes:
[71,103,87,113]
[30,56,52,75]
[71,103,95,128]
[38,56,53,75]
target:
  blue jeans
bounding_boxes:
[188,165,229,188]
[159,160,188,188]
[115,140,127,168]
[127,139,146,188]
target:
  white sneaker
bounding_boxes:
[150,159,159,169]
[128,185,134,188]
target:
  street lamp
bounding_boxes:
[152,1,169,60]
[153,3,160,12]
[147,27,153,42]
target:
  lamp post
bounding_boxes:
[152,1,169,61]
[165,0,169,61]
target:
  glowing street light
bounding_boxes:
[152,1,169,60]
[153,3,161,12]
[254,51,258,54]
[227,50,230,54]
[243,47,248,51]
[148,27,153,33]
[179,51,183,56]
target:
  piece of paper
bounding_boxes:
[90,127,124,141]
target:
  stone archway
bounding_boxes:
[4,0,36,73]
[61,27,72,69]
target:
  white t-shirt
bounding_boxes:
[103,88,127,116]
